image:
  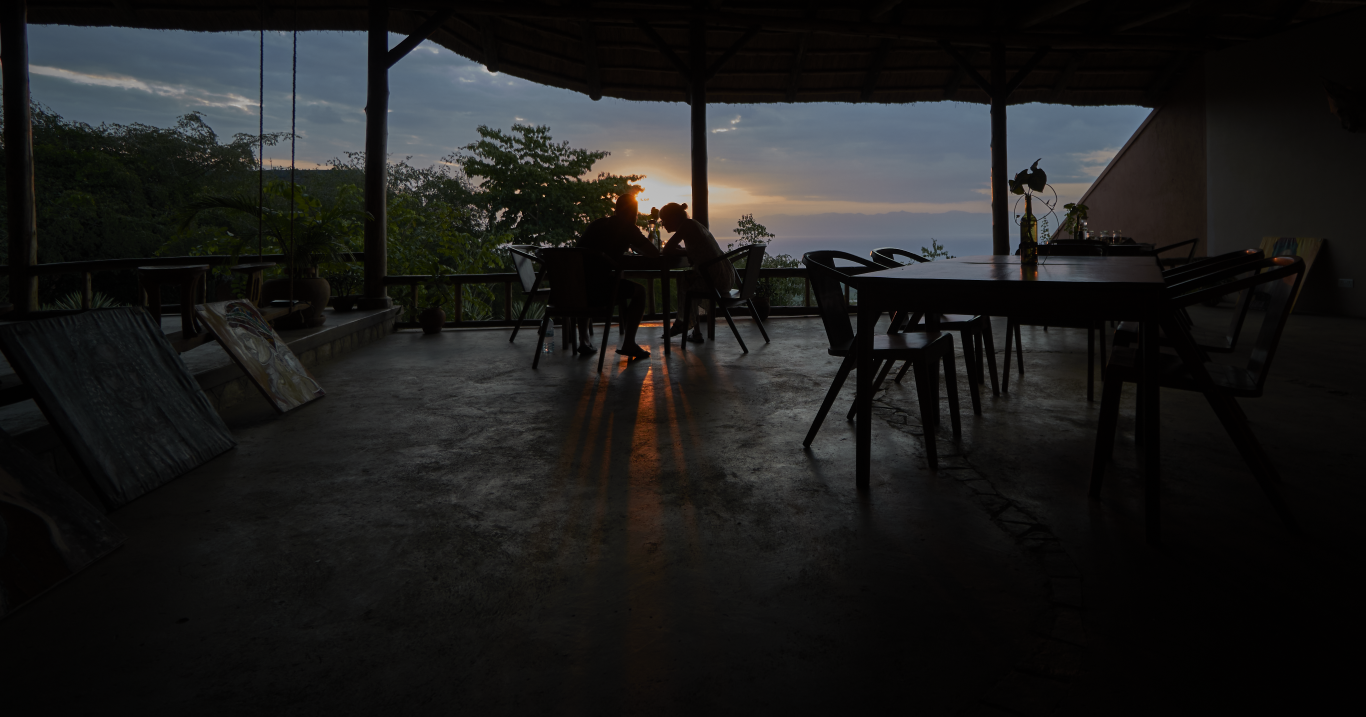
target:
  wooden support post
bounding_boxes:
[990,42,1009,256]
[82,272,93,310]
[360,0,392,309]
[3,0,39,313]
[689,19,708,228]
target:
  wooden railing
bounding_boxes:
[384,267,819,328]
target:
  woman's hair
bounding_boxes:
[659,202,688,221]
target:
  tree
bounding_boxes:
[455,124,642,246]
[729,213,775,250]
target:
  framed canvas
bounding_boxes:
[0,308,236,509]
[1259,237,1323,311]
[196,300,324,413]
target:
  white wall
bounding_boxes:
[1206,10,1366,316]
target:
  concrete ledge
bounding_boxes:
[0,306,399,500]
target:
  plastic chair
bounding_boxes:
[1091,256,1307,533]
[508,245,552,342]
[869,247,998,413]
[532,248,620,373]
[678,244,771,353]
[802,250,961,468]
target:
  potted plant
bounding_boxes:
[177,180,368,328]
[324,264,364,312]
[418,267,449,334]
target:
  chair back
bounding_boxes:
[536,247,594,311]
[508,245,541,293]
[802,250,885,352]
[1164,248,1262,281]
[870,247,928,268]
[731,244,767,300]
[1169,256,1305,393]
[1152,238,1200,264]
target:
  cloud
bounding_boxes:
[1072,147,1121,177]
[30,64,257,112]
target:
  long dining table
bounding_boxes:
[850,255,1169,541]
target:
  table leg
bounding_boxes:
[856,297,878,490]
[1140,317,1161,545]
[661,268,671,355]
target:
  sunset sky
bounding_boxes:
[25,25,1150,257]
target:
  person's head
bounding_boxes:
[659,202,688,232]
[614,192,639,219]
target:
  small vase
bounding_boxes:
[419,307,446,334]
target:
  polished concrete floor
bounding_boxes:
[2,308,1362,715]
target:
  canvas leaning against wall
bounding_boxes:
[197,300,325,413]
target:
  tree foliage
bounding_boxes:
[456,124,642,246]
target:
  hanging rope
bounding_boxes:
[289,6,298,307]
[257,21,265,262]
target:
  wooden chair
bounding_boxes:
[1151,238,1200,266]
[679,244,771,353]
[532,248,619,373]
[508,245,552,342]
[229,262,276,306]
[1111,249,1267,355]
[802,250,961,468]
[870,247,998,414]
[138,264,209,341]
[1091,256,1307,533]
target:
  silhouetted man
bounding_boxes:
[576,193,656,359]
[660,202,733,343]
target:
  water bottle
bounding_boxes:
[542,319,555,354]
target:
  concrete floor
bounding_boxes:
[2,308,1362,715]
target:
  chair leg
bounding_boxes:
[873,358,896,393]
[914,358,939,469]
[678,295,691,352]
[848,360,884,421]
[1089,373,1125,498]
[894,360,912,383]
[597,314,613,373]
[1204,392,1300,533]
[532,315,550,369]
[1014,321,1024,373]
[510,295,533,342]
[1002,318,1015,394]
[708,300,716,340]
[980,318,1000,396]
[941,342,962,439]
[960,328,981,415]
[1099,321,1107,381]
[1087,324,1096,402]
[748,300,771,343]
[804,356,855,447]
[719,304,748,353]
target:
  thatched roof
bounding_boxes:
[27,1,1366,108]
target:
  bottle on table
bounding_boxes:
[1019,194,1039,265]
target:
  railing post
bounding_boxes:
[647,277,656,316]
[452,281,462,323]
[503,281,512,320]
[359,0,393,310]
[81,271,92,310]
[409,281,418,320]
[804,277,811,307]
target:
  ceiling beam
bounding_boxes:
[392,2,1221,51]
[939,41,992,95]
[942,49,975,100]
[786,31,811,102]
[1002,47,1050,97]
[1110,1,1197,34]
[635,20,693,83]
[706,25,760,80]
[1261,0,1311,34]
[860,39,892,102]
[387,9,454,68]
[1017,0,1094,29]
[1144,49,1193,105]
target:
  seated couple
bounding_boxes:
[575,195,733,359]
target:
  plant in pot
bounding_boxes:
[323,263,364,312]
[176,180,367,328]
[418,267,449,334]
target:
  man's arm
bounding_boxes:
[626,225,661,257]
[661,232,686,257]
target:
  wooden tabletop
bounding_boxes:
[855,255,1165,320]
[614,254,690,270]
